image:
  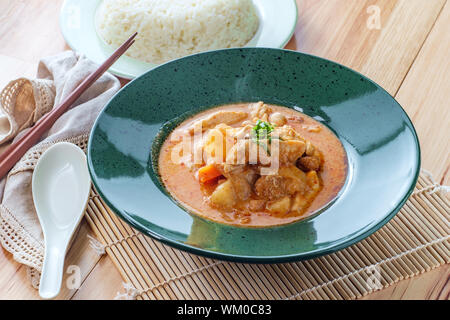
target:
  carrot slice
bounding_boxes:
[198,164,222,183]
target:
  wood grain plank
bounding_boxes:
[361,1,450,299]
[71,255,123,300]
[287,0,446,95]
[395,1,450,185]
[0,54,34,90]
[361,264,449,300]
[0,220,103,299]
[0,0,68,62]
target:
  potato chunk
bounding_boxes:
[266,196,291,215]
[306,170,321,191]
[279,140,306,165]
[209,180,237,209]
[291,193,309,212]
[278,166,307,194]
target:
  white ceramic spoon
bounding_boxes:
[32,142,91,299]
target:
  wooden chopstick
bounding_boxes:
[0,32,137,180]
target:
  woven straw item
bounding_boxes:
[86,171,449,300]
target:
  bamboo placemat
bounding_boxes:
[85,171,449,300]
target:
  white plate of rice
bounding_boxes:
[60,0,298,79]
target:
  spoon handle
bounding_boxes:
[39,244,66,299]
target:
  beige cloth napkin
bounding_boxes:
[0,51,120,287]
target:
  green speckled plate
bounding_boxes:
[88,48,420,263]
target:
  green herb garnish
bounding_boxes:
[251,120,283,155]
[252,120,274,140]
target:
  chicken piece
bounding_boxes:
[188,111,247,134]
[222,163,245,175]
[228,175,252,201]
[250,139,273,165]
[203,125,235,164]
[266,196,291,215]
[278,140,306,165]
[226,139,250,165]
[305,141,315,156]
[254,175,288,200]
[278,166,307,195]
[274,125,302,140]
[287,115,304,123]
[209,180,237,209]
[250,101,272,121]
[225,138,271,166]
[243,168,258,185]
[302,124,321,133]
[221,167,257,201]
[248,199,266,211]
[226,134,307,168]
[233,124,253,139]
[297,156,321,171]
[269,112,287,127]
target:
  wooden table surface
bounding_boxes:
[0,0,448,300]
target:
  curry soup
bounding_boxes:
[158,102,347,227]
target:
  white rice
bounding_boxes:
[97,0,259,64]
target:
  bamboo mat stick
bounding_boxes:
[242,264,274,299]
[176,251,224,299]
[328,252,363,297]
[189,255,232,299]
[391,218,431,271]
[371,233,407,278]
[168,249,216,300]
[365,237,399,281]
[313,258,346,299]
[306,260,338,298]
[336,250,372,293]
[86,204,157,299]
[317,257,351,299]
[384,222,421,275]
[383,228,418,275]
[94,201,161,300]
[215,263,247,299]
[110,205,188,299]
[376,228,414,276]
[231,263,264,299]
[89,200,156,300]
[402,204,445,263]
[152,239,202,299]
[88,202,158,299]
[278,264,308,295]
[84,173,449,300]
[286,263,318,297]
[259,265,290,298]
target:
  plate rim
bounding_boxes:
[87,47,421,263]
[59,0,299,79]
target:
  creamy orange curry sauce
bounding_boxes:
[159,102,347,227]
